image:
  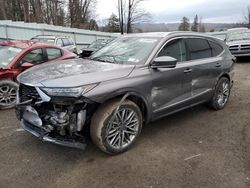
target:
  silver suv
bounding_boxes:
[31,35,77,53]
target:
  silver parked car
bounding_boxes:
[31,35,77,54]
[16,32,235,154]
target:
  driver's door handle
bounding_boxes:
[184,68,192,73]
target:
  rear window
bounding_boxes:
[186,38,212,60]
[62,38,72,46]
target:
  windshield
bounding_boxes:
[31,38,55,44]
[90,37,159,64]
[0,45,22,68]
[227,31,250,42]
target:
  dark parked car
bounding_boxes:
[16,32,234,154]
[226,29,250,58]
[0,40,77,109]
[79,39,113,58]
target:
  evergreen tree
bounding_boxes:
[178,17,190,31]
[107,13,120,32]
[191,15,198,32]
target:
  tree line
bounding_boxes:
[0,0,148,33]
[0,0,98,30]
[0,1,248,33]
[178,15,206,32]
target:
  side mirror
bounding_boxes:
[151,56,177,69]
[21,62,34,69]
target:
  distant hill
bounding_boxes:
[134,23,245,32]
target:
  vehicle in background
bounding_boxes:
[206,31,227,41]
[227,27,248,32]
[79,39,113,58]
[31,35,77,54]
[226,29,250,58]
[0,40,77,109]
[16,32,234,154]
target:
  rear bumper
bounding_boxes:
[17,106,86,150]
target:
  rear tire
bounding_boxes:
[90,99,142,154]
[0,80,18,110]
[208,77,230,110]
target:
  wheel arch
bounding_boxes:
[100,91,151,124]
[219,73,231,81]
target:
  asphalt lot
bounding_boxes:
[0,60,249,188]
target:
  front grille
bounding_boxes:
[241,44,250,50]
[229,45,239,49]
[19,84,41,103]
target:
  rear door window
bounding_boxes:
[157,39,187,62]
[46,48,62,60]
[185,38,212,60]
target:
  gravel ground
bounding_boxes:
[0,61,249,188]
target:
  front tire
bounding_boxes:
[0,80,18,110]
[209,77,230,110]
[90,99,142,154]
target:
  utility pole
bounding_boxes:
[118,0,124,34]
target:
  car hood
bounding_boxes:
[227,40,250,46]
[18,58,135,87]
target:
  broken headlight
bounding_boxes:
[40,84,97,97]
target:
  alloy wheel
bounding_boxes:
[106,107,140,150]
[217,81,230,107]
[0,85,17,105]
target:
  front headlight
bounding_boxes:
[41,84,97,97]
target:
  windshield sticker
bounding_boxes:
[139,39,158,43]
[128,58,140,63]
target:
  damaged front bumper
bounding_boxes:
[17,105,87,150]
[20,119,86,150]
[16,84,89,150]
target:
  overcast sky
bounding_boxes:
[96,0,249,23]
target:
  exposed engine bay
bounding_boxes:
[16,84,99,149]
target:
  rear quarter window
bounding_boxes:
[186,38,212,60]
[208,40,224,56]
[46,48,62,60]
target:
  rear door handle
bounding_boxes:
[184,68,192,73]
[215,63,222,67]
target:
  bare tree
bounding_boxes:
[126,0,149,33]
[198,17,206,32]
[244,6,250,28]
[68,0,96,28]
[117,0,149,34]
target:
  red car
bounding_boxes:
[0,40,77,109]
